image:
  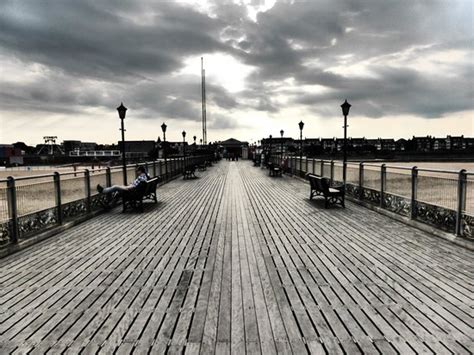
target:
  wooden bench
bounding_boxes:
[267,162,282,177]
[122,177,159,212]
[307,173,345,208]
[183,166,197,179]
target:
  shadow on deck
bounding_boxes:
[0,161,472,354]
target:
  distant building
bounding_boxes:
[118,140,156,159]
[446,135,465,150]
[433,137,447,150]
[63,140,82,153]
[377,138,396,151]
[320,138,336,151]
[80,142,97,151]
[412,136,433,152]
[262,137,294,154]
[396,138,408,151]
[218,138,248,157]
[349,138,367,149]
[0,144,23,165]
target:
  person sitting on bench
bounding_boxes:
[97,166,149,195]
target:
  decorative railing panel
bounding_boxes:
[62,199,88,221]
[0,222,10,246]
[18,208,58,239]
[90,193,110,212]
[415,201,456,233]
[345,183,359,198]
[461,214,473,239]
[361,187,381,205]
[383,193,411,217]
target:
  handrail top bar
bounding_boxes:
[304,158,473,174]
[416,167,467,174]
[13,173,55,181]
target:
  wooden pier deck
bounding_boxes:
[0,160,472,354]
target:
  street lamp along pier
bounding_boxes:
[117,102,128,185]
[341,99,351,185]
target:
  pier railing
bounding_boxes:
[271,155,473,239]
[0,154,213,248]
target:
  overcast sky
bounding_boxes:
[0,0,472,145]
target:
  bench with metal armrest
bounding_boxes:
[183,166,197,179]
[122,177,159,212]
[267,162,283,177]
[307,173,345,208]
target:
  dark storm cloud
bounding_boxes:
[0,0,227,81]
[223,0,473,117]
[0,0,240,121]
[293,64,474,118]
[0,0,472,125]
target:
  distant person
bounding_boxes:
[97,166,149,195]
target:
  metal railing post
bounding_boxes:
[6,176,18,243]
[380,164,386,208]
[320,160,324,177]
[330,160,334,185]
[312,158,315,174]
[359,162,364,200]
[54,172,63,225]
[411,166,418,219]
[305,157,309,174]
[84,169,91,213]
[106,167,112,187]
[455,169,467,236]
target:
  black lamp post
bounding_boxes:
[280,129,284,163]
[161,122,167,180]
[298,121,304,174]
[182,130,186,172]
[341,99,351,184]
[117,102,128,185]
[269,135,273,163]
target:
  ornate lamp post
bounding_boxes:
[341,99,351,184]
[117,102,128,185]
[280,129,284,162]
[161,122,167,180]
[269,134,273,164]
[298,121,304,174]
[182,130,186,173]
